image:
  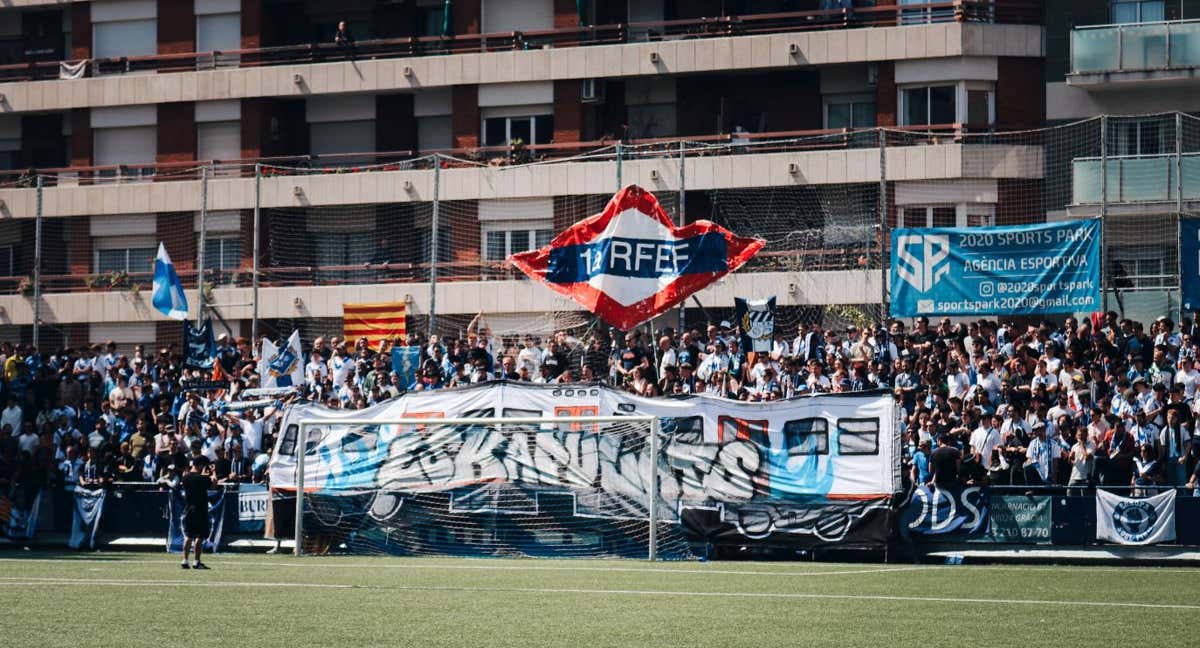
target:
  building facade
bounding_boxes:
[0,0,1048,349]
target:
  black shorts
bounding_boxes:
[184,509,210,539]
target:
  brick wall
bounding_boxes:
[157,213,196,275]
[553,0,578,29]
[452,0,481,36]
[157,0,196,55]
[67,216,91,275]
[452,85,479,149]
[996,57,1045,129]
[875,62,897,127]
[553,81,583,143]
[70,3,91,59]
[241,0,263,49]
[69,109,92,167]
[376,94,416,153]
[157,103,196,164]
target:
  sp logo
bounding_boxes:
[897,234,951,293]
[1112,500,1158,543]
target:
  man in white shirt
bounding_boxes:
[657,336,677,373]
[328,345,353,388]
[1175,358,1200,401]
[975,361,1002,404]
[1023,422,1056,487]
[305,354,329,387]
[58,445,83,492]
[1066,427,1094,495]
[946,362,970,401]
[969,414,1002,473]
[516,336,542,375]
[1,396,22,435]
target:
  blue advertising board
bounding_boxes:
[891,220,1101,317]
[1182,219,1200,312]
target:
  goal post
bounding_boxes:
[293,415,665,560]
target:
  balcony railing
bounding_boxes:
[1071,19,1200,74]
[0,123,978,189]
[1072,152,1200,203]
[0,1,1039,84]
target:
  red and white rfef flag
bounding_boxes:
[510,185,765,331]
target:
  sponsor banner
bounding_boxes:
[68,488,106,550]
[970,495,1051,544]
[891,220,1101,317]
[237,484,269,534]
[271,382,900,552]
[1096,489,1176,545]
[166,488,226,553]
[902,485,989,536]
[735,296,776,354]
[511,185,765,331]
[1182,219,1200,311]
[181,379,231,392]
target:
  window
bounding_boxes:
[784,418,829,456]
[0,245,14,277]
[1111,119,1165,156]
[279,424,298,456]
[484,228,553,261]
[417,116,453,151]
[197,121,241,163]
[1112,0,1164,23]
[837,419,879,455]
[901,85,956,126]
[310,120,376,159]
[203,236,242,272]
[95,243,155,274]
[418,1,447,37]
[824,95,876,130]
[482,115,553,147]
[899,206,957,228]
[93,19,157,59]
[197,12,241,55]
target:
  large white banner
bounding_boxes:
[1096,489,1177,545]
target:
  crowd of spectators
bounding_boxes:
[5,310,1200,514]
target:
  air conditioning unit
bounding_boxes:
[581,78,604,103]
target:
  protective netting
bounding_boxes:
[295,417,692,559]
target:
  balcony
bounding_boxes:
[1068,20,1200,88]
[1072,153,1200,204]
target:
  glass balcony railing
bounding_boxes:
[1073,153,1200,203]
[1071,20,1200,74]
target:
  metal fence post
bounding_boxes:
[428,155,440,336]
[1177,112,1185,320]
[251,163,261,345]
[647,415,659,561]
[197,165,209,323]
[1100,115,1109,313]
[879,129,888,322]
[678,140,686,333]
[615,142,623,190]
[32,175,43,348]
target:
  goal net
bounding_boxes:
[290,415,692,560]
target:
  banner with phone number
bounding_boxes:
[891,220,1101,317]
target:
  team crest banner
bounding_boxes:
[183,319,215,369]
[890,220,1101,317]
[1096,489,1176,545]
[510,185,765,330]
[735,296,775,353]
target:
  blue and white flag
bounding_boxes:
[68,487,106,550]
[392,345,421,389]
[183,319,215,369]
[265,331,304,388]
[1096,489,1176,545]
[257,337,278,385]
[152,243,189,320]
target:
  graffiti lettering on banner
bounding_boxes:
[236,484,269,533]
[903,485,989,536]
[891,220,1101,317]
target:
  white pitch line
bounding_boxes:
[0,557,929,578]
[2,576,1198,611]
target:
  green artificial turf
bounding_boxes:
[0,552,1196,648]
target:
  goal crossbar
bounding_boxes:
[294,415,663,560]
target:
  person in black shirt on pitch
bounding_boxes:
[180,458,213,570]
[929,432,962,490]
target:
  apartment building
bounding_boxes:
[0,0,1045,349]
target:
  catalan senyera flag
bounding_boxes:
[343,301,407,349]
